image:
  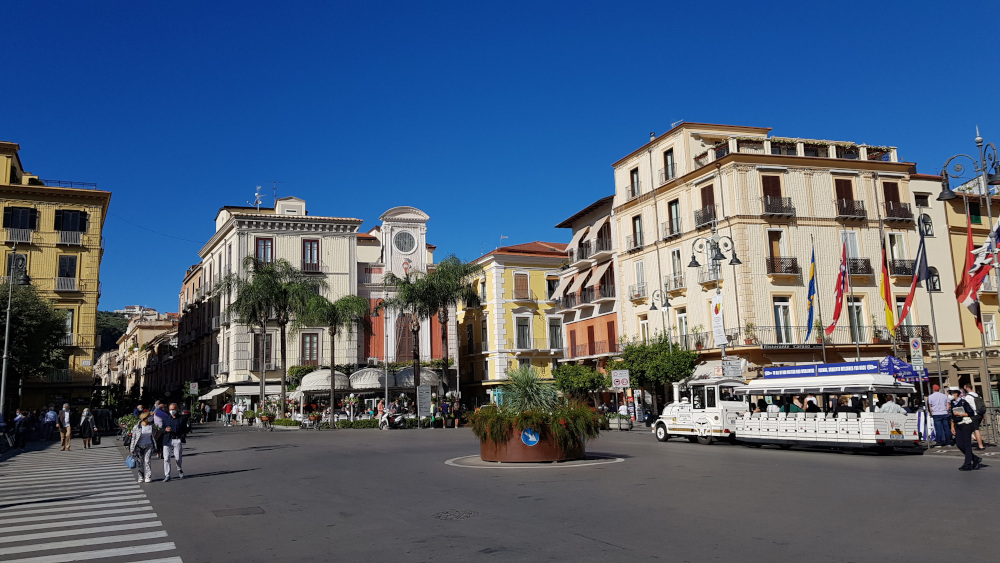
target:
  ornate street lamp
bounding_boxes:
[687,224,741,360]
[648,285,672,349]
[2,246,31,418]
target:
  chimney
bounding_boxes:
[650,132,656,141]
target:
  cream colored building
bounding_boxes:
[116,318,177,396]
[611,123,933,375]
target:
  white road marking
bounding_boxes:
[2,541,176,563]
[0,530,167,556]
[0,521,163,544]
[0,505,152,524]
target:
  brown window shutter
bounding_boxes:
[835,179,853,201]
[701,184,715,207]
[762,176,781,200]
[883,182,900,203]
[514,274,529,297]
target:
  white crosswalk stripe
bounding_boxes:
[0,442,183,562]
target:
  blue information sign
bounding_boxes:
[520,428,540,446]
[763,361,880,379]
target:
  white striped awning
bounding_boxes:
[550,277,570,299]
[584,216,610,242]
[234,384,282,396]
[566,227,589,251]
[567,271,590,295]
[197,387,231,401]
[586,260,613,288]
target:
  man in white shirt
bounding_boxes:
[877,394,906,414]
[927,384,951,447]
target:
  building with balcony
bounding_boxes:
[1,141,111,410]
[611,123,930,378]
[457,241,567,404]
[553,195,620,370]
[116,318,178,401]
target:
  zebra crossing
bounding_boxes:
[0,442,182,562]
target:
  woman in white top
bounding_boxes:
[236,403,246,425]
[130,412,160,483]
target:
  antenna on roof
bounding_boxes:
[498,235,508,249]
[671,119,684,128]
[249,186,264,212]
[272,180,280,203]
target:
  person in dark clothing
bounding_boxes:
[13,409,29,449]
[162,403,188,481]
[950,389,982,471]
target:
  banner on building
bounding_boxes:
[711,293,727,347]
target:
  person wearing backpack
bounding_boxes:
[963,384,987,450]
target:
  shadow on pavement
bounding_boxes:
[177,468,260,480]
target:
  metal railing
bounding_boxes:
[597,284,616,300]
[579,287,595,305]
[678,324,935,350]
[49,369,71,383]
[762,196,795,217]
[766,256,801,275]
[567,339,621,358]
[627,180,641,199]
[58,230,84,245]
[250,359,280,372]
[5,228,33,244]
[212,316,221,330]
[569,243,592,263]
[358,271,384,284]
[295,356,323,367]
[694,205,716,228]
[219,361,230,375]
[626,234,643,250]
[507,338,560,351]
[301,260,323,273]
[661,218,682,239]
[659,164,677,185]
[848,258,874,276]
[628,283,647,300]
[59,334,75,346]
[56,277,78,291]
[555,294,577,309]
[836,199,867,219]
[39,179,99,189]
[591,237,613,255]
[885,201,914,221]
[889,259,915,276]
[715,144,730,159]
[699,264,722,284]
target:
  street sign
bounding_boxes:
[611,370,630,389]
[910,338,924,369]
[722,358,742,378]
[521,428,540,446]
[189,383,198,395]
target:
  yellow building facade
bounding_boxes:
[1,141,111,409]
[457,242,567,404]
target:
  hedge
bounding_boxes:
[272,418,299,427]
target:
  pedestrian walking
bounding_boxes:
[42,405,57,440]
[928,384,951,447]
[950,389,982,471]
[13,409,29,449]
[963,384,987,450]
[162,403,187,481]
[78,408,97,449]
[55,403,73,451]
[236,402,245,425]
[130,412,159,483]
[201,403,210,424]
[223,401,233,426]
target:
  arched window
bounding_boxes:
[920,213,934,237]
[927,267,941,292]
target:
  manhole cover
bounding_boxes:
[213,506,265,517]
[431,509,479,521]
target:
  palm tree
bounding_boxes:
[383,271,437,418]
[296,293,370,424]
[424,255,481,398]
[217,257,323,413]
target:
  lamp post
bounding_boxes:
[2,246,31,419]
[648,286,672,348]
[687,223,741,360]
[937,129,1000,411]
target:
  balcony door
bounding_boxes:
[762,175,782,204]
[701,184,715,210]
[895,297,913,327]
[840,230,860,258]
[882,181,901,204]
[516,317,530,349]
[767,229,786,259]
[773,296,792,344]
[634,260,645,294]
[835,178,854,202]
[847,297,864,343]
[888,233,906,260]
[300,333,319,366]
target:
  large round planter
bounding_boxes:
[479,428,585,463]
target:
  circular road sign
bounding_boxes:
[521,428,540,447]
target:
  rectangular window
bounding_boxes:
[677,308,688,336]
[970,202,983,224]
[667,199,680,234]
[513,272,530,300]
[466,324,474,354]
[301,333,319,365]
[663,149,675,181]
[773,296,792,344]
[484,360,489,379]
[882,181,900,204]
[480,280,487,300]
[840,230,860,258]
[985,314,997,345]
[701,184,715,208]
[227,244,232,274]
[546,277,559,299]
[762,175,782,202]
[894,297,913,327]
[888,233,906,260]
[2,207,38,230]
[6,252,26,275]
[835,178,854,202]
[64,309,75,334]
[255,237,274,263]
[518,358,530,369]
[254,333,273,364]
[481,320,488,352]
[631,215,643,247]
[639,316,649,344]
[634,260,645,295]
[54,210,89,232]
[630,167,640,197]
[516,317,531,349]
[548,318,562,350]
[766,229,786,259]
[915,194,929,207]
[57,255,77,279]
[847,297,864,343]
[302,239,320,270]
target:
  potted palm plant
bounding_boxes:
[744,322,757,345]
[468,365,604,462]
[692,325,706,350]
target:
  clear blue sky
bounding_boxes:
[4,1,998,313]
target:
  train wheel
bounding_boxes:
[696,435,714,445]
[654,425,670,442]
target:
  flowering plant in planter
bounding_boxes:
[468,366,605,460]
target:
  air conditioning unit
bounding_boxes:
[367,357,379,366]
[265,362,275,371]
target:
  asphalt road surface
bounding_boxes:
[5,425,996,562]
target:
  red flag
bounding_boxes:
[825,241,848,336]
[956,212,986,332]
[896,228,928,329]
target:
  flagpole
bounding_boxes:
[846,246,861,362]
[811,234,827,363]
[872,171,897,358]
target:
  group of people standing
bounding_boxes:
[4,404,99,451]
[927,384,987,471]
[128,401,188,482]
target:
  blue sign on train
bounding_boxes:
[763,361,880,379]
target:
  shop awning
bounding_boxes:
[586,260,613,288]
[584,215,609,242]
[197,387,231,401]
[234,384,283,396]
[550,277,569,299]
[567,271,590,294]
[566,227,589,251]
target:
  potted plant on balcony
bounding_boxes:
[468,365,604,462]
[692,325,706,350]
[814,320,825,344]
[744,322,757,345]
[870,315,887,343]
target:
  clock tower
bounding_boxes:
[379,206,429,277]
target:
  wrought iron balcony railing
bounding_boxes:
[762,196,795,217]
[835,199,867,219]
[766,256,801,275]
[885,201,914,221]
[694,206,716,229]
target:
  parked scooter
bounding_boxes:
[379,411,406,430]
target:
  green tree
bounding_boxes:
[96,311,128,354]
[421,255,481,395]
[217,257,322,412]
[295,293,370,419]
[553,363,610,406]
[1,283,67,413]
[608,333,698,413]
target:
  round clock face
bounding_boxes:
[393,231,416,254]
